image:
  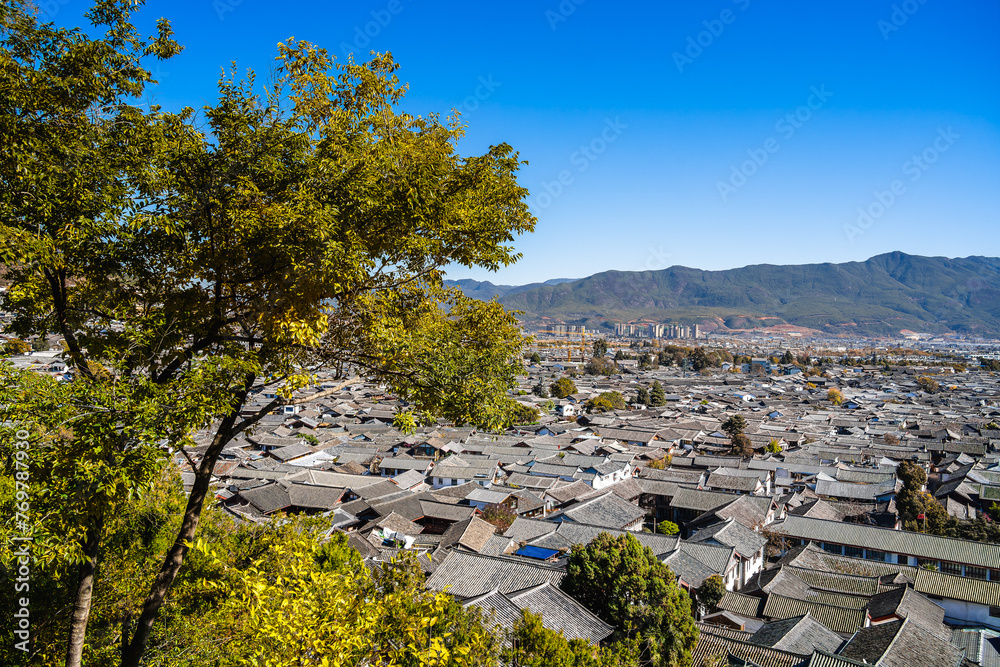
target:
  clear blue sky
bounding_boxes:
[51,0,1000,284]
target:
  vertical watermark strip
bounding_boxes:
[12,427,32,653]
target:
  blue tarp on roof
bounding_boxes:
[515,545,560,560]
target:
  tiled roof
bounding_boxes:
[425,551,564,599]
[775,515,1000,569]
[718,591,767,618]
[692,627,808,667]
[508,582,614,644]
[749,613,844,655]
[762,594,868,635]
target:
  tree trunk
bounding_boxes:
[118,404,242,667]
[65,510,105,667]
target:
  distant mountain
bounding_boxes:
[443,277,576,301]
[463,253,1000,336]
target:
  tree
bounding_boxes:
[504,609,642,667]
[509,402,540,426]
[1,4,535,664]
[827,388,844,405]
[780,350,795,365]
[562,532,699,667]
[614,349,627,360]
[530,351,542,364]
[649,380,666,407]
[657,520,679,536]
[731,433,754,457]
[0,337,30,356]
[551,377,578,399]
[532,381,549,398]
[721,415,747,440]
[593,338,608,357]
[587,391,626,413]
[916,376,940,393]
[765,439,782,454]
[585,355,617,376]
[480,503,517,533]
[635,386,650,405]
[688,348,711,371]
[695,575,726,610]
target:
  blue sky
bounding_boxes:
[50,0,1000,284]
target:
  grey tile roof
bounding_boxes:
[749,613,844,655]
[689,518,768,559]
[775,515,1000,569]
[425,551,564,599]
[761,594,868,635]
[692,626,808,667]
[508,582,614,644]
[550,491,645,530]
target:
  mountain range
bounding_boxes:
[447,253,1000,337]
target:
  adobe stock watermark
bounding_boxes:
[717,85,833,202]
[673,0,751,74]
[877,0,929,40]
[338,0,408,59]
[530,117,628,212]
[35,0,72,21]
[638,246,674,272]
[843,127,959,244]
[545,0,586,31]
[455,75,501,117]
[11,428,32,654]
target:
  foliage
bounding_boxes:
[532,381,549,398]
[503,609,641,667]
[587,391,626,413]
[916,376,940,393]
[720,415,747,440]
[530,352,542,364]
[550,377,578,399]
[765,439,782,454]
[827,388,844,405]
[0,337,30,356]
[695,575,726,610]
[979,357,1000,372]
[195,529,500,666]
[730,433,754,458]
[585,355,618,376]
[593,339,609,357]
[480,503,516,533]
[635,386,650,405]
[657,521,679,536]
[508,402,541,426]
[648,381,666,407]
[561,532,699,667]
[0,2,536,663]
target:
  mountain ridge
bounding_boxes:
[451,253,1000,336]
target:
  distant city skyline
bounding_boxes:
[50,0,1000,283]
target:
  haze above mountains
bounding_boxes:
[446,253,1000,337]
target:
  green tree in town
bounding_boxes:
[765,439,782,454]
[0,3,535,664]
[587,391,626,413]
[561,532,699,667]
[688,348,711,371]
[649,380,667,407]
[657,520,680,536]
[551,377,578,399]
[593,338,609,357]
[586,355,618,376]
[504,609,642,667]
[695,575,726,610]
[635,386,651,405]
[530,351,542,364]
[532,381,549,398]
[721,415,747,440]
